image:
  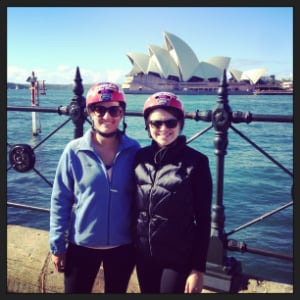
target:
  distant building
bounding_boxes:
[122,32,272,94]
[280,81,293,90]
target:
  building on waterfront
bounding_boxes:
[121,32,283,95]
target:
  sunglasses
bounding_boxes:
[149,119,178,129]
[91,105,122,117]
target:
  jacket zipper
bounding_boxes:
[148,166,159,256]
[106,152,120,245]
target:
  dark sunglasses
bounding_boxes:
[149,119,178,129]
[90,105,122,117]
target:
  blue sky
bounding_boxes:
[7,7,293,85]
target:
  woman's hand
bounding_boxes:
[51,253,66,272]
[184,269,204,293]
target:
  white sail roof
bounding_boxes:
[125,32,267,84]
[241,68,268,84]
[229,69,243,81]
[147,44,180,79]
[204,56,231,72]
[126,52,149,75]
[163,31,199,81]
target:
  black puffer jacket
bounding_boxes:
[133,135,212,272]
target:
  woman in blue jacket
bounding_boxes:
[134,92,212,293]
[49,82,140,293]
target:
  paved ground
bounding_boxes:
[7,225,293,294]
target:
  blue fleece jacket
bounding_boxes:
[49,128,140,254]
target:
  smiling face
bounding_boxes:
[89,101,123,135]
[147,108,181,148]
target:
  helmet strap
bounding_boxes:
[121,118,127,134]
[144,123,152,138]
[91,119,118,138]
[92,126,118,138]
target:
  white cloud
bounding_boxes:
[7,66,127,85]
[57,65,73,72]
[7,66,31,84]
[106,70,126,84]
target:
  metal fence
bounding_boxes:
[7,67,293,292]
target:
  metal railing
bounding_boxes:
[7,67,293,292]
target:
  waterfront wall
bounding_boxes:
[7,225,293,294]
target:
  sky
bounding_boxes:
[7,6,293,85]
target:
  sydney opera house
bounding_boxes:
[121,32,283,95]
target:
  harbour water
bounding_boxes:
[7,88,293,285]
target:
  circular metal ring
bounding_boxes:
[9,144,36,172]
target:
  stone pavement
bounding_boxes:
[7,225,293,294]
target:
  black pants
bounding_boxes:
[64,242,135,293]
[136,254,190,293]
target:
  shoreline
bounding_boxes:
[122,89,293,96]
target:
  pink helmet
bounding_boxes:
[143,92,184,120]
[86,82,126,109]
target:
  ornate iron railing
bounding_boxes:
[7,67,293,292]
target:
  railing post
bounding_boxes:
[203,69,242,293]
[69,67,86,138]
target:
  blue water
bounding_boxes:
[7,89,293,285]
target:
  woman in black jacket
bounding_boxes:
[133,92,213,293]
